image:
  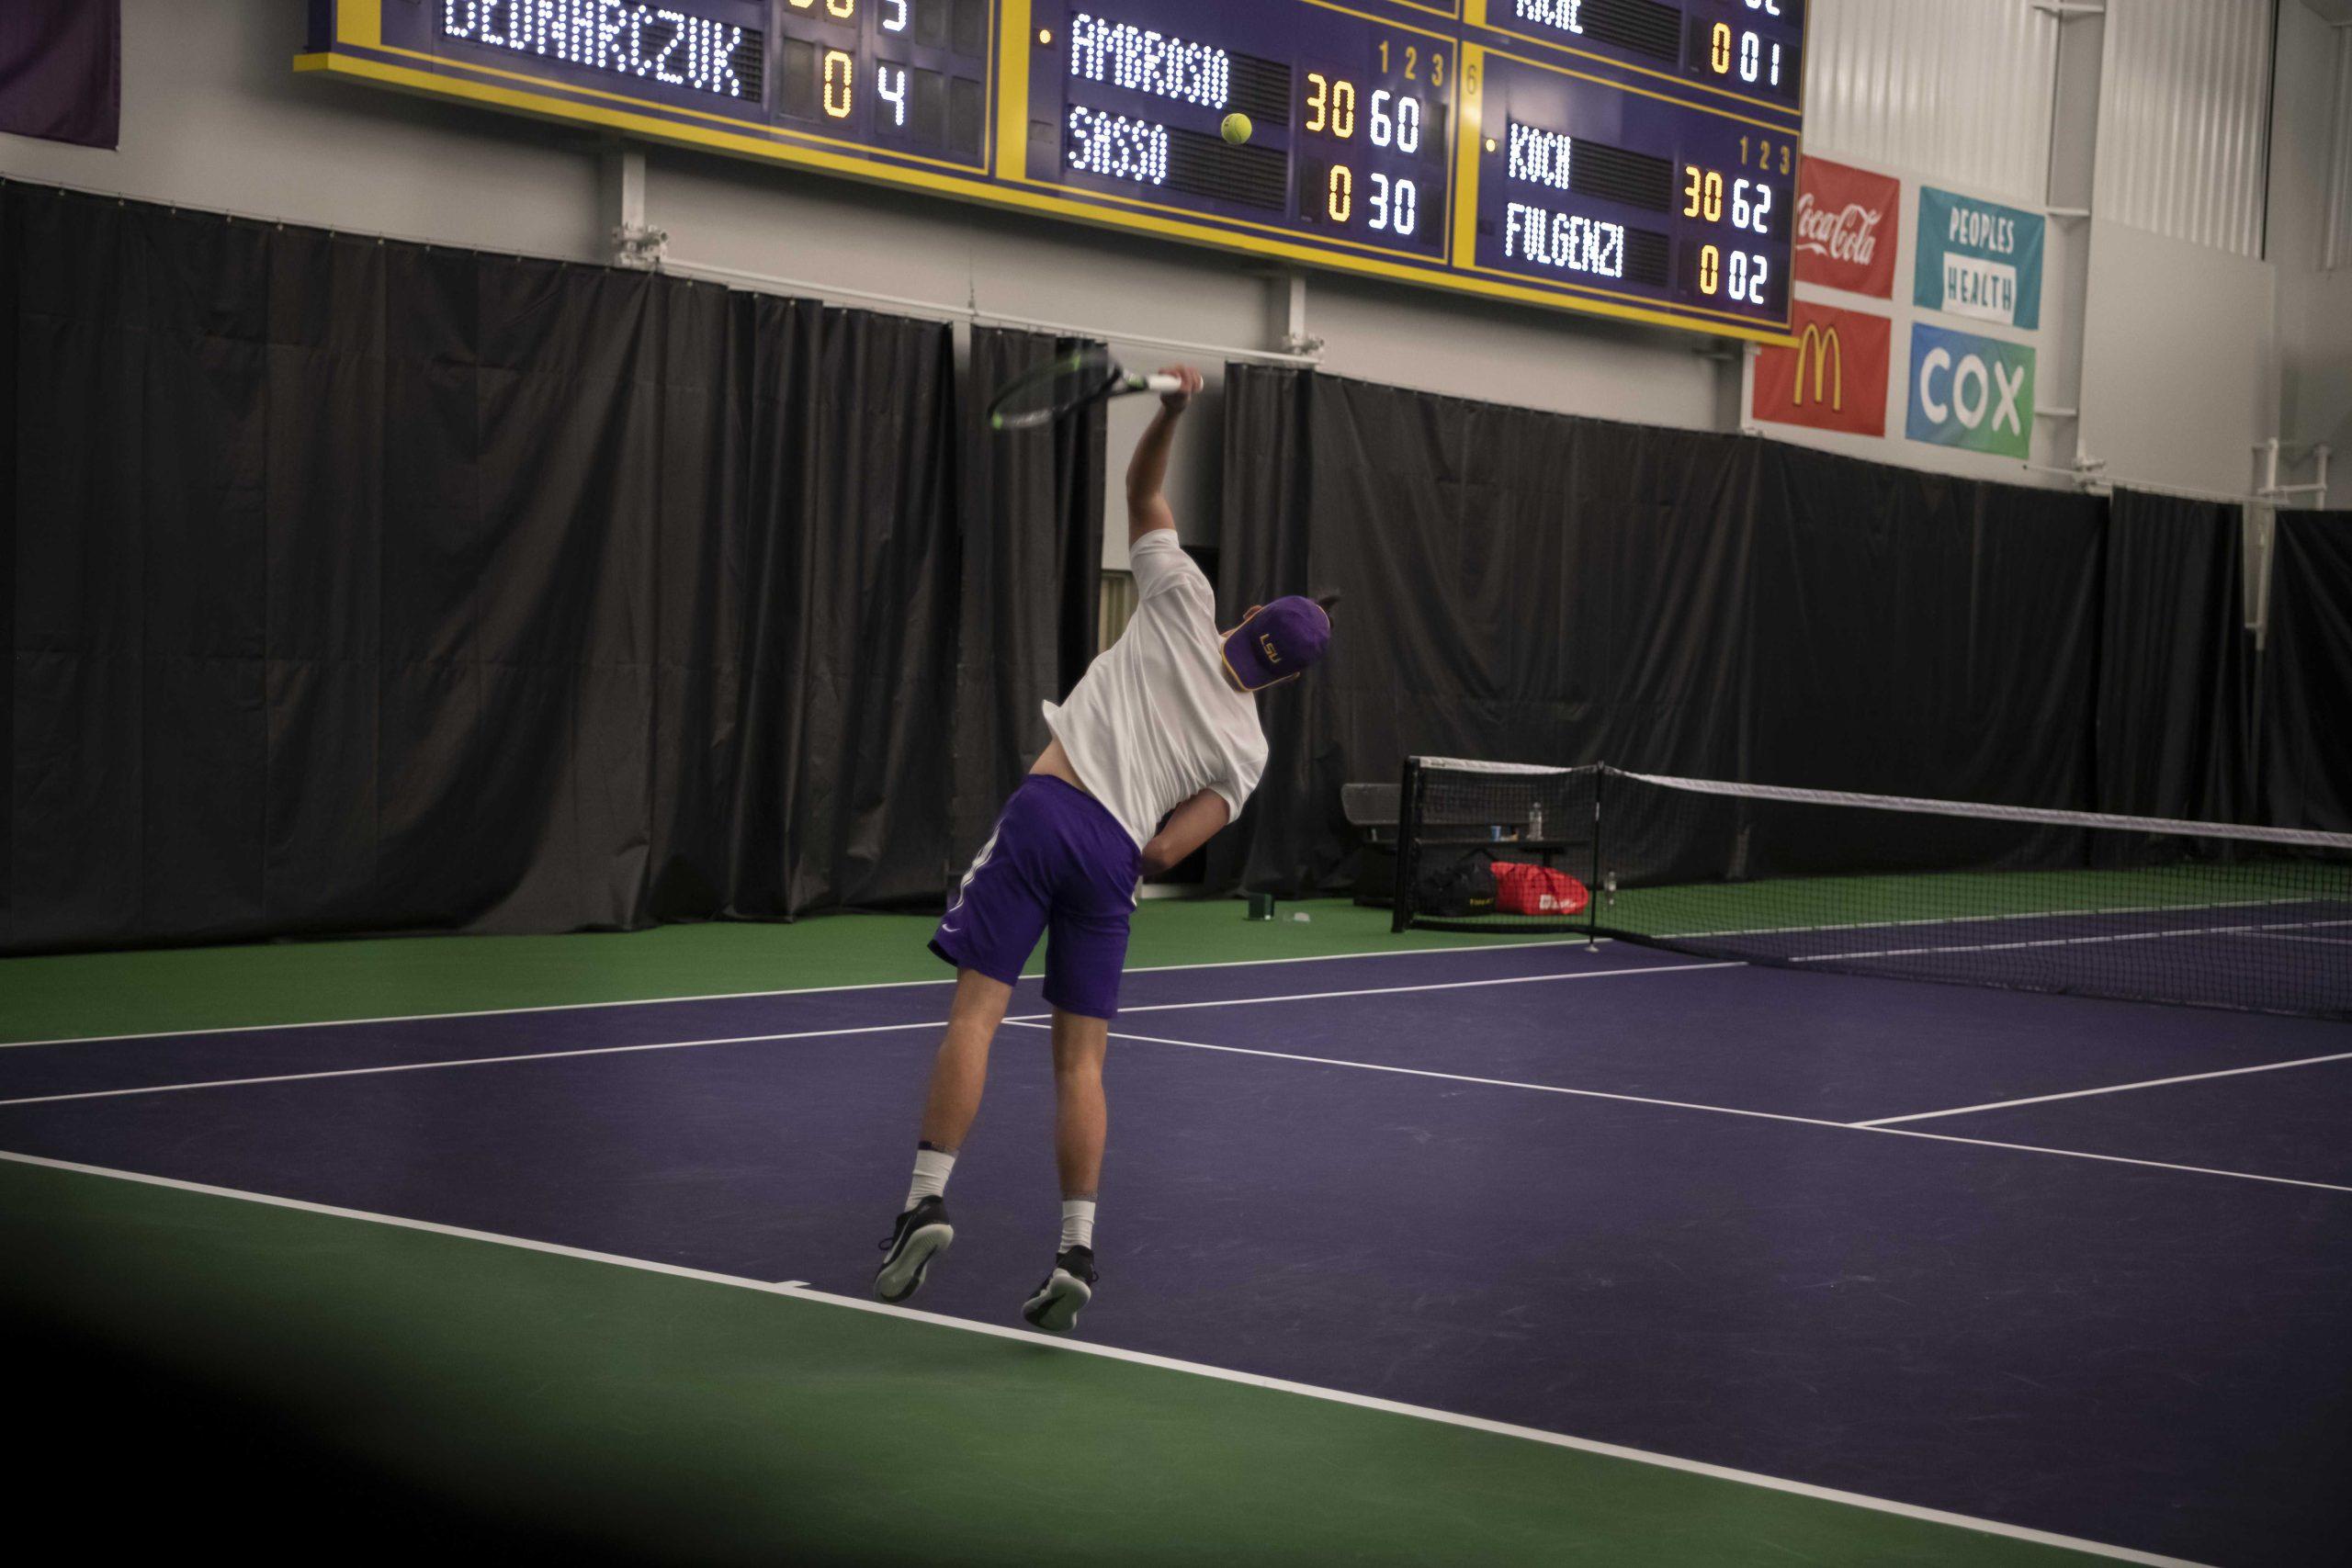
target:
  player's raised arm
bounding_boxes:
[1125,365,1204,546]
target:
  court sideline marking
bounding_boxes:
[1004,1022,2352,1197]
[0,936,1611,1051]
[0,1149,2211,1568]
[0,963,1730,1109]
[1852,1048,2352,1128]
[1792,915,2352,965]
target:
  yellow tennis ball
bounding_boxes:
[1221,113,1253,146]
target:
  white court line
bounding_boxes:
[0,1020,944,1109]
[1790,915,2349,965]
[1652,895,2314,944]
[0,935,1602,1051]
[1851,1050,2352,1128]
[0,961,1728,1110]
[1007,1022,2352,1197]
[2237,931,2352,947]
[1102,960,1737,1017]
[0,1149,2213,1568]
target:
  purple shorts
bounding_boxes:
[932,774,1142,1020]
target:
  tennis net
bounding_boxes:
[1392,758,2352,1021]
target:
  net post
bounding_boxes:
[1589,764,1606,944]
[1393,756,1422,934]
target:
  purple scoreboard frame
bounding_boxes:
[299,1,1808,342]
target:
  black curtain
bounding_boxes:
[1215,367,2110,895]
[0,182,960,953]
[2094,491,2256,823]
[949,328,1106,870]
[1753,444,2105,807]
[2260,511,2352,831]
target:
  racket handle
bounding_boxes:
[1136,373,1187,394]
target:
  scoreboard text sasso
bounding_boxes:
[300,1,1807,340]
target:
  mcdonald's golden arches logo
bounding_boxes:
[1793,321,1845,411]
[1752,300,1891,438]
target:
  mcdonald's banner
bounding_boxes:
[1751,299,1891,437]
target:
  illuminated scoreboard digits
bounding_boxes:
[1033,0,1453,264]
[1493,0,1805,108]
[1473,49,1792,330]
[1295,38,1449,256]
[307,1,1808,341]
[1687,0,1803,103]
[775,0,990,164]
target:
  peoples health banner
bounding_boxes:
[1915,186,2044,331]
[1906,322,2035,458]
[1753,299,1891,436]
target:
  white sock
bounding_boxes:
[905,1145,956,1210]
[1059,1198,1097,1253]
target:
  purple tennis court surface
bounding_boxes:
[5,942,2347,1565]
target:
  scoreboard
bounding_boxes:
[300,1,1806,341]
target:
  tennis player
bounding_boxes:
[874,365,1335,1334]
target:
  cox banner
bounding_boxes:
[1754,299,1891,436]
[1906,322,2035,458]
[1916,186,2045,331]
[1792,157,1900,299]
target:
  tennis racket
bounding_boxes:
[987,347,1186,433]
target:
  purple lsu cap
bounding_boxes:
[1222,597,1333,693]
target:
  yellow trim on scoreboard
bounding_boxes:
[297,6,1798,345]
[1450,45,1486,271]
[994,0,1034,182]
[343,0,381,50]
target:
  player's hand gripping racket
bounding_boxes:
[987,346,1186,433]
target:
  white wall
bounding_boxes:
[2078,219,2278,497]
[2097,0,2276,259]
[2271,0,2352,507]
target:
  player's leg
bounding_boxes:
[918,967,1015,1156]
[876,789,1051,1303]
[1023,1008,1109,1334]
[1023,819,1134,1332]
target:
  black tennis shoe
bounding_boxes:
[873,1195,954,1303]
[1020,1246,1097,1335]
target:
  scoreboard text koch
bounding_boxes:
[300,1,1807,340]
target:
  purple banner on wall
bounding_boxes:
[0,0,121,150]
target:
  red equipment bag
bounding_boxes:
[1491,861,1589,918]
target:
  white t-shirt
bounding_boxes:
[1043,529,1269,847]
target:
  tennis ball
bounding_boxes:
[1221,113,1253,146]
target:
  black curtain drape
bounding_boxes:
[1215,367,2111,895]
[2260,511,2352,831]
[2093,491,2256,823]
[1,182,961,953]
[1754,445,2105,807]
[950,328,1106,870]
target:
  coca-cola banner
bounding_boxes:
[1753,299,1892,437]
[1792,156,1900,299]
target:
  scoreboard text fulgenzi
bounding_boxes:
[300,0,1806,340]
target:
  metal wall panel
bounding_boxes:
[1804,0,2060,199]
[2328,23,2352,267]
[2096,0,2276,256]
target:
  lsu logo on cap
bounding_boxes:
[1259,633,1283,664]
